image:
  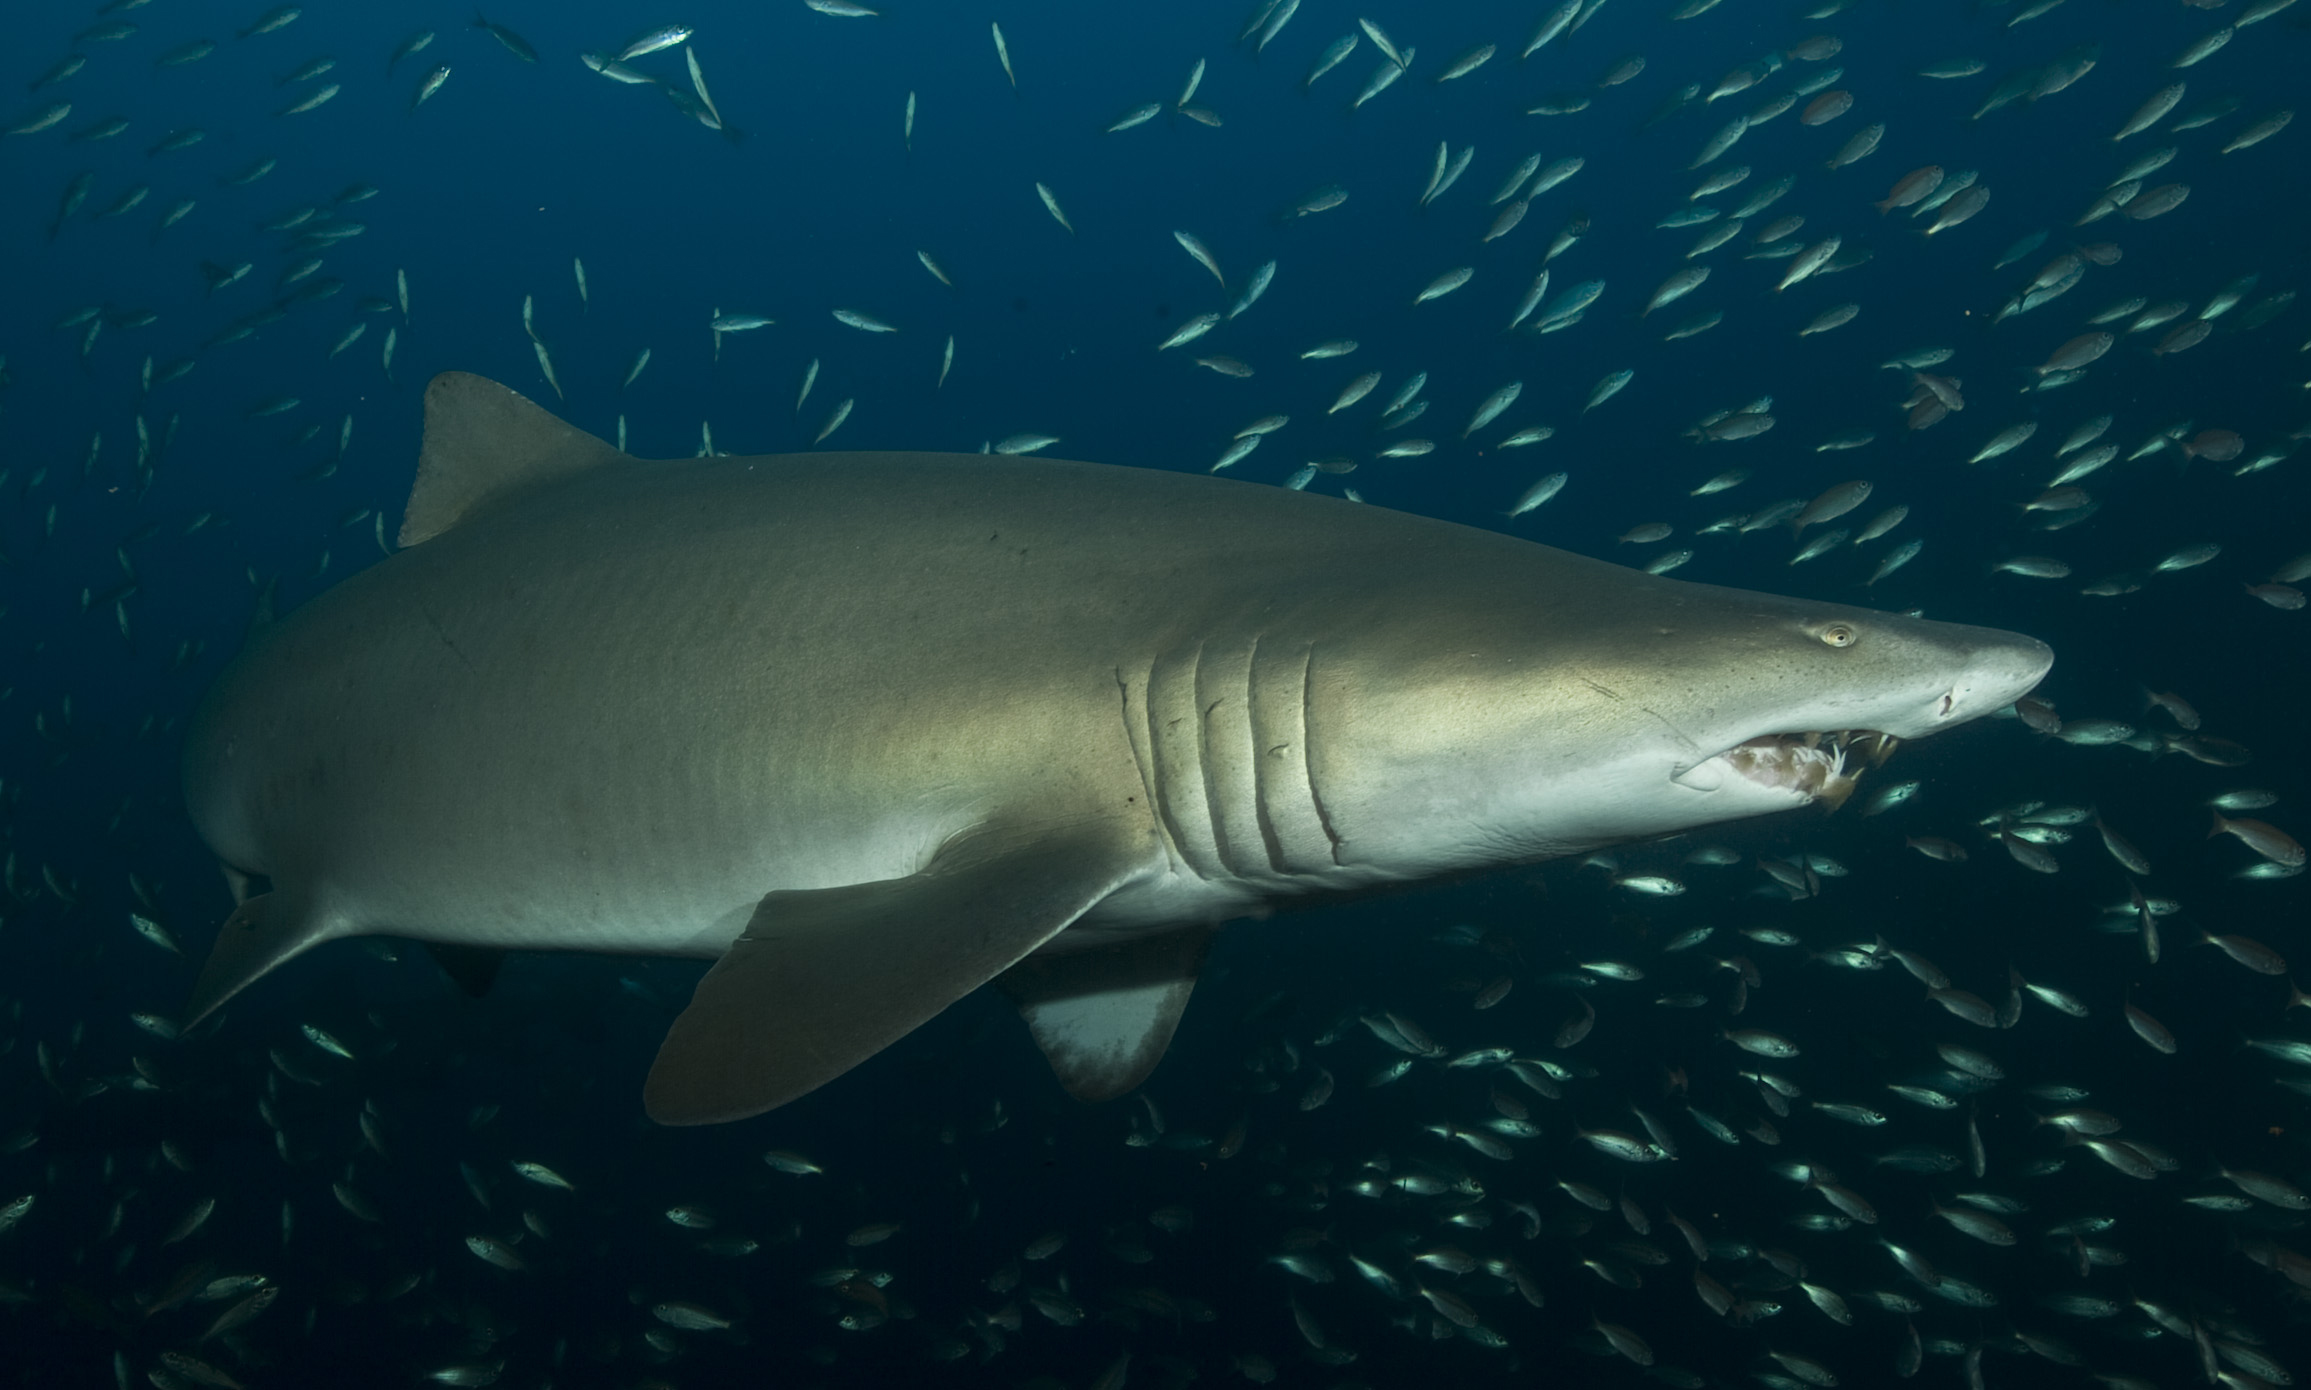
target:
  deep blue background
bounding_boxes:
[2,0,2307,1386]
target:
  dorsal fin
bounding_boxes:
[399,371,626,547]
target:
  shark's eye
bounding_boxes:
[1819,623,1857,648]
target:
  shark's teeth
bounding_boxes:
[1722,730,1888,809]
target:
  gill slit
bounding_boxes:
[1245,635,1289,876]
[1192,640,1244,878]
[1115,665,1182,875]
[1300,645,1344,865]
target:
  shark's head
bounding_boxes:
[1619,586,2054,821]
[1308,557,2053,874]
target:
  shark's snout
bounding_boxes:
[1940,632,2055,726]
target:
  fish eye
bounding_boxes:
[1818,623,1858,648]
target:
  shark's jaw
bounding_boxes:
[1665,663,2020,815]
[1708,729,1899,811]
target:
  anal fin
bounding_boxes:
[643,821,1150,1126]
[995,926,1214,1102]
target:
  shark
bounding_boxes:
[181,372,2053,1124]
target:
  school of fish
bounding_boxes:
[1,0,2308,1386]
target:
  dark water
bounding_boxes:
[2,0,2307,1386]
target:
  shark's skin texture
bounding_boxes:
[182,373,2051,1123]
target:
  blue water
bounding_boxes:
[3,0,2308,1385]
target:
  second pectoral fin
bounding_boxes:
[643,823,1150,1126]
[994,927,1215,1102]
[425,942,508,998]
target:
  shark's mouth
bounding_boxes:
[1717,730,1897,810]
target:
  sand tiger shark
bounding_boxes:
[182,372,2052,1124]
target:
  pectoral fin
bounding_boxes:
[995,926,1215,1102]
[643,823,1150,1126]
[184,890,346,1027]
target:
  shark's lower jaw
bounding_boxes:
[1709,730,1897,810]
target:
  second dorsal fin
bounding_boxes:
[399,371,627,547]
